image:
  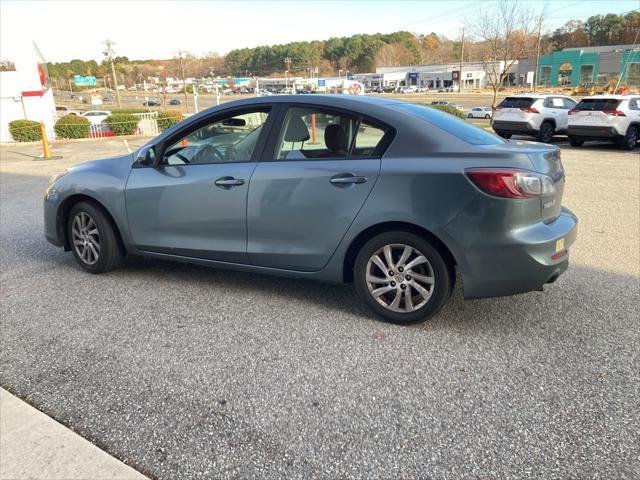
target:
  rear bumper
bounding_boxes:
[458,208,578,299]
[492,120,538,134]
[567,125,623,140]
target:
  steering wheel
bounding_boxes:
[192,144,224,164]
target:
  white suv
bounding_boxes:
[492,94,578,143]
[567,95,640,150]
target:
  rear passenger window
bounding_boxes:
[275,107,387,160]
[563,98,577,109]
[550,98,565,108]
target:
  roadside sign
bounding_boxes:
[74,75,97,86]
[318,79,326,87]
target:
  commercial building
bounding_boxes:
[517,44,640,88]
[0,42,55,143]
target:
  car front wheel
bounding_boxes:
[354,231,453,325]
[67,202,124,274]
[569,137,584,147]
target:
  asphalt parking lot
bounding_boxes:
[1,137,639,479]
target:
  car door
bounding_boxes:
[246,104,390,271]
[125,106,274,263]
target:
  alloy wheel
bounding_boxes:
[72,211,100,265]
[365,243,435,313]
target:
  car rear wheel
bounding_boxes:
[619,126,638,150]
[467,113,473,118]
[569,137,584,147]
[67,202,123,274]
[484,114,491,119]
[354,231,453,325]
[536,122,555,143]
[496,131,511,139]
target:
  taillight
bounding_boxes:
[603,110,625,116]
[466,169,555,199]
[568,109,579,115]
[520,107,539,113]
[493,106,501,111]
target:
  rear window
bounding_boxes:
[574,99,621,111]
[497,97,535,109]
[395,103,503,146]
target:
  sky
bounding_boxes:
[0,0,637,63]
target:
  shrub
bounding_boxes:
[105,113,139,136]
[110,108,156,114]
[157,111,182,131]
[9,120,42,142]
[429,104,467,119]
[54,115,90,139]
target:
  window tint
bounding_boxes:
[497,97,534,109]
[275,107,386,160]
[574,99,621,111]
[563,98,577,109]
[353,122,386,159]
[164,109,269,165]
[394,103,503,145]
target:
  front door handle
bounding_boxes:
[215,176,245,188]
[330,174,368,185]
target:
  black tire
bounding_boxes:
[569,137,584,147]
[496,131,512,139]
[354,231,453,325]
[467,113,473,118]
[536,122,555,143]
[67,201,124,274]
[484,114,491,119]
[619,126,638,150]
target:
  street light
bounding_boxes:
[338,69,343,79]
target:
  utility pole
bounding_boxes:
[284,57,292,91]
[533,15,543,93]
[459,28,465,93]
[175,50,190,114]
[102,39,122,108]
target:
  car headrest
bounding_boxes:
[284,115,310,142]
[324,124,348,151]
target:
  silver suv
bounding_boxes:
[567,95,640,150]
[492,94,578,143]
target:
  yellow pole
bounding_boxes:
[40,122,51,159]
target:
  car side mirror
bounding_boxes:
[135,145,157,167]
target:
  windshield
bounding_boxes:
[394,103,503,146]
[497,97,535,109]
[573,99,621,111]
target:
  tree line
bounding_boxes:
[43,10,639,88]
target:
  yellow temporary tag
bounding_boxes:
[556,238,565,252]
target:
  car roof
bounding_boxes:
[506,93,572,99]
[582,94,637,100]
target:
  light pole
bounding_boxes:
[102,39,122,108]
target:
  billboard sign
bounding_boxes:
[74,75,97,86]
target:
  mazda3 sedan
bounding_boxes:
[44,95,577,324]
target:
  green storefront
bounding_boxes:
[537,50,600,87]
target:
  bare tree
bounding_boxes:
[466,0,536,106]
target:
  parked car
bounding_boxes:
[416,87,429,93]
[55,105,81,117]
[369,86,384,94]
[467,107,492,119]
[399,86,418,94]
[492,94,578,142]
[80,110,112,126]
[567,95,640,150]
[168,99,181,105]
[431,100,464,111]
[143,99,162,106]
[43,96,576,325]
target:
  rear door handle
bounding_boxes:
[330,174,368,185]
[215,176,245,188]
